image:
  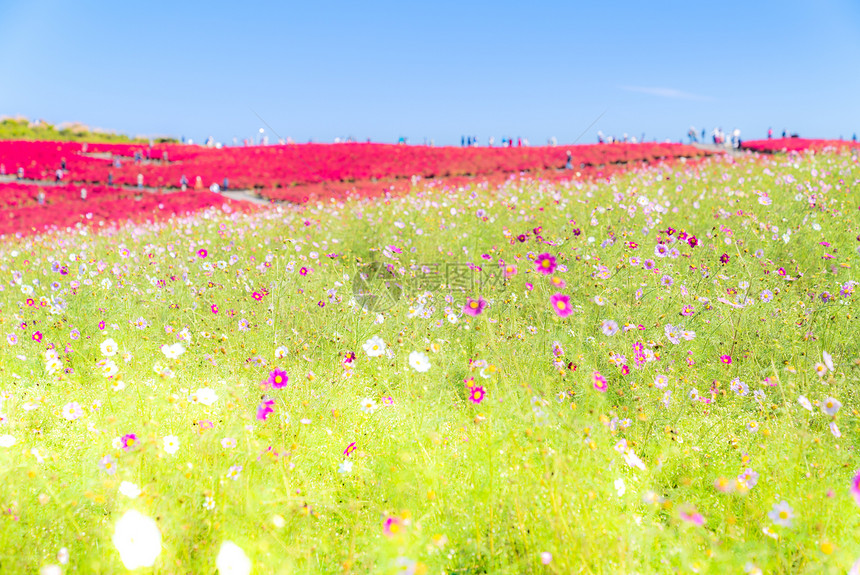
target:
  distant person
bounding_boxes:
[688,127,697,143]
[195,176,203,189]
[61,157,66,170]
[565,150,573,170]
[853,133,857,142]
[37,190,45,205]
[180,174,188,190]
[768,127,773,139]
[597,131,604,144]
[210,183,220,193]
[137,173,144,189]
[0,163,5,175]
[163,150,169,162]
[461,136,465,147]
[108,172,113,186]
[222,177,229,190]
[80,188,87,201]
[55,168,63,183]
[782,129,787,138]
[701,128,705,142]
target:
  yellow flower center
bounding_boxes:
[542,260,551,268]
[274,376,283,384]
[557,301,566,310]
[470,301,479,309]
[779,511,788,520]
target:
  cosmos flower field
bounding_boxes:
[1,144,859,574]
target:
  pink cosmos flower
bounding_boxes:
[720,354,732,365]
[463,297,488,317]
[344,442,357,457]
[383,516,403,536]
[679,508,705,526]
[592,371,608,392]
[550,276,567,289]
[198,249,208,258]
[550,293,572,318]
[468,386,485,404]
[267,368,289,389]
[535,253,557,275]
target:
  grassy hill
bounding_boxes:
[0,116,176,143]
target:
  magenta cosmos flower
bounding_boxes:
[851,470,860,506]
[383,516,403,537]
[592,371,608,392]
[720,354,732,365]
[344,441,357,457]
[550,293,573,317]
[120,433,138,451]
[535,253,557,275]
[267,368,289,389]
[198,249,208,258]
[463,297,488,316]
[256,397,275,421]
[468,385,486,404]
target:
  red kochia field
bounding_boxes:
[0,139,712,235]
[741,138,857,154]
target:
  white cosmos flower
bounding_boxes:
[112,510,162,570]
[767,501,794,527]
[61,401,83,421]
[798,395,813,412]
[216,541,252,575]
[190,387,218,406]
[101,338,119,357]
[408,351,431,373]
[162,435,180,455]
[45,357,63,375]
[0,434,16,447]
[821,397,842,416]
[99,359,119,378]
[360,397,378,414]
[161,343,185,359]
[822,351,834,372]
[119,481,141,499]
[362,335,386,357]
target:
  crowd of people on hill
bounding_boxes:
[460,136,533,147]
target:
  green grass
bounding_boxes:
[0,149,859,573]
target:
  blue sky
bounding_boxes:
[1,0,859,145]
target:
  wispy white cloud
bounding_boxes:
[621,86,713,101]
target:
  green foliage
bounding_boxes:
[0,117,175,143]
